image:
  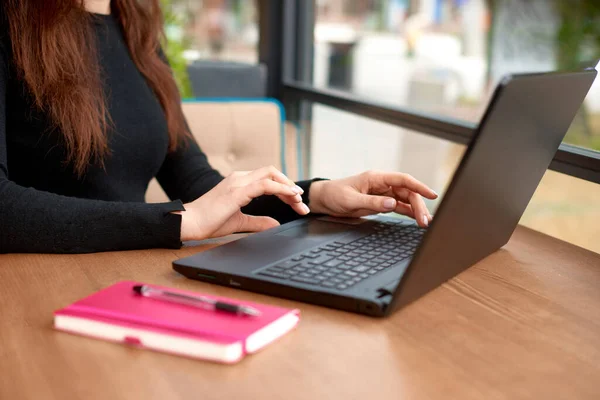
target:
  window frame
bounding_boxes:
[258,0,600,184]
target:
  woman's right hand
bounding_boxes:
[177,166,309,241]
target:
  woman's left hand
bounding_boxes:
[308,170,438,228]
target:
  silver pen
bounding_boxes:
[132,285,261,317]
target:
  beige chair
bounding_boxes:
[146,101,300,203]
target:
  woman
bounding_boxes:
[0,0,437,254]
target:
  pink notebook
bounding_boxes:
[53,281,300,363]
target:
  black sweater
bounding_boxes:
[0,13,313,254]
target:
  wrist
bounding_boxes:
[308,180,328,215]
[173,206,195,242]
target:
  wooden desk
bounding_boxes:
[1,227,599,400]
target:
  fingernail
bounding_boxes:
[383,198,396,210]
[293,185,304,194]
[428,214,433,222]
[422,215,429,227]
[301,204,310,214]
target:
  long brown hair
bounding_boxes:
[5,0,188,174]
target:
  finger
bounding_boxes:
[242,166,302,194]
[274,194,311,216]
[237,214,280,233]
[375,172,437,199]
[236,179,300,206]
[275,193,303,204]
[393,202,415,218]
[408,191,430,228]
[349,208,382,218]
[391,187,420,218]
[274,192,310,215]
[391,187,411,203]
[351,193,399,213]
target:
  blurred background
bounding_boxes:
[160,0,600,254]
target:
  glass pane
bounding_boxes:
[312,0,600,152]
[165,0,258,63]
[295,102,600,254]
[162,0,259,97]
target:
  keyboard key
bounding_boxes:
[352,265,369,272]
[259,271,290,279]
[343,270,358,277]
[308,255,334,265]
[337,264,352,270]
[312,265,327,272]
[338,255,352,261]
[359,273,369,279]
[355,257,368,263]
[298,272,315,278]
[321,281,336,288]
[322,271,336,277]
[365,261,381,267]
[291,256,304,261]
[278,260,300,269]
[324,259,344,268]
[328,251,343,257]
[367,269,378,275]
[372,257,388,264]
[336,284,348,290]
[291,276,321,285]
[302,252,319,259]
[346,260,360,267]
[375,266,385,271]
[266,266,284,273]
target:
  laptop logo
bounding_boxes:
[229,279,241,287]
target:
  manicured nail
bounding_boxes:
[301,204,310,214]
[383,198,396,210]
[293,185,304,194]
[422,215,429,227]
[432,190,439,196]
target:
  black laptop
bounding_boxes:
[173,69,597,317]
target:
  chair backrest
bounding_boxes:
[187,61,268,98]
[145,99,297,203]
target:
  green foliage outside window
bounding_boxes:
[160,0,193,98]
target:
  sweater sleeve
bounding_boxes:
[0,44,185,254]
[155,123,321,224]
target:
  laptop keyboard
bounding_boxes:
[256,220,425,291]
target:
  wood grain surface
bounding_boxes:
[1,227,599,400]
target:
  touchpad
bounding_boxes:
[275,220,356,240]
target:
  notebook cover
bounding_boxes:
[54,281,300,352]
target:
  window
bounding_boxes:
[161,0,260,98]
[311,0,600,153]
[164,0,258,64]
[298,102,600,253]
